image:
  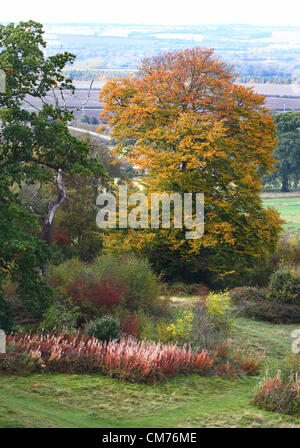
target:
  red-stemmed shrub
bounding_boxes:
[90,280,126,310]
[67,277,126,312]
[253,373,300,415]
[1,332,260,383]
[121,314,140,338]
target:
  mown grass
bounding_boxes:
[0,315,299,428]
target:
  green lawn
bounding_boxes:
[1,316,300,428]
[262,192,300,235]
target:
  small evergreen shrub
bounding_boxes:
[85,316,121,342]
[267,265,300,304]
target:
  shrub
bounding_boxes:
[283,353,300,376]
[67,276,126,312]
[52,228,71,246]
[2,278,18,301]
[49,258,86,289]
[267,265,300,304]
[85,316,121,342]
[2,332,260,383]
[76,231,103,262]
[234,300,300,324]
[120,313,140,338]
[253,372,300,415]
[206,292,232,333]
[0,294,13,333]
[229,286,267,304]
[2,279,39,331]
[157,310,194,344]
[92,254,167,315]
[38,298,79,334]
[157,301,231,349]
[139,316,158,342]
[50,255,169,318]
[0,348,39,375]
[229,283,300,324]
[191,301,229,349]
[271,238,300,268]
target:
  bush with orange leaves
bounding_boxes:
[0,332,260,383]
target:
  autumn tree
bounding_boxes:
[99,48,282,284]
[0,21,104,328]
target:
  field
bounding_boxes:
[0,316,299,428]
[262,192,300,235]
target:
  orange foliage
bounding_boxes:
[99,48,283,282]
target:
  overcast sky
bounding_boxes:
[1,0,299,26]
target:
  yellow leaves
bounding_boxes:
[206,292,232,332]
[97,124,105,133]
[99,47,282,278]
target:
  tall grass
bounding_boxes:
[1,332,260,383]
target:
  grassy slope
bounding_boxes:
[1,317,300,428]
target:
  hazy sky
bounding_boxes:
[2,0,299,26]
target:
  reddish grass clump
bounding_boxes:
[253,373,300,415]
[0,332,260,383]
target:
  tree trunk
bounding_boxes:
[41,169,66,245]
[281,174,289,193]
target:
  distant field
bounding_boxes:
[238,83,300,111]
[238,83,300,97]
[262,192,300,235]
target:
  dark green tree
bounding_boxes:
[264,112,300,192]
[0,21,105,324]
